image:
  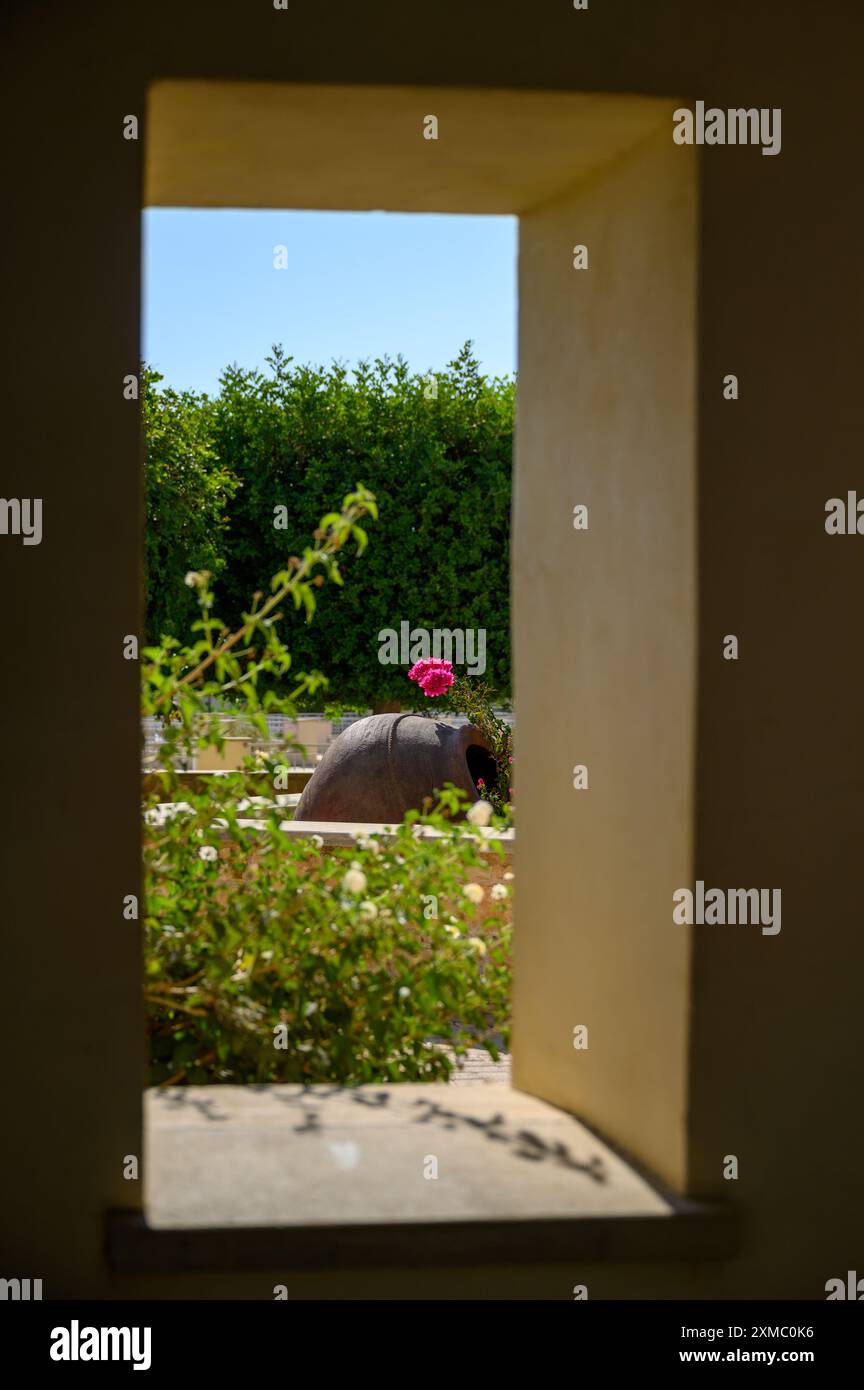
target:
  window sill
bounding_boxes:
[108,1084,735,1272]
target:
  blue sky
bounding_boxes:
[142,209,518,396]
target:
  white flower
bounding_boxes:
[356,835,382,854]
[466,799,493,827]
[462,882,485,905]
[304,1001,318,1017]
[467,936,488,956]
[444,923,461,938]
[198,845,218,862]
[342,867,367,895]
[184,571,201,588]
[359,900,378,921]
[491,883,508,901]
[398,986,411,1000]
[503,871,514,882]
[311,834,324,848]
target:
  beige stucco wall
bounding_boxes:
[512,125,697,1192]
[145,81,671,215]
[282,717,332,760]
[196,737,256,772]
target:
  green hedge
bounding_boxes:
[144,343,514,706]
[143,370,240,649]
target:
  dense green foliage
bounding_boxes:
[143,369,240,649]
[143,344,514,706]
[142,489,512,1085]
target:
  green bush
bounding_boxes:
[143,367,240,649]
[142,487,512,1085]
[146,802,511,1086]
[143,344,514,705]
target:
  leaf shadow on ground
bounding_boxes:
[154,1084,607,1182]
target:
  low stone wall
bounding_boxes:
[266,820,513,864]
[142,768,313,798]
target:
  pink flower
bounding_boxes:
[476,778,485,789]
[408,657,455,698]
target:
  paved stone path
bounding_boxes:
[447,1046,511,1085]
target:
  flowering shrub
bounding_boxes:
[146,799,511,1085]
[408,659,513,816]
[407,656,455,699]
[142,488,512,1085]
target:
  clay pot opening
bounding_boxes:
[466,743,498,795]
